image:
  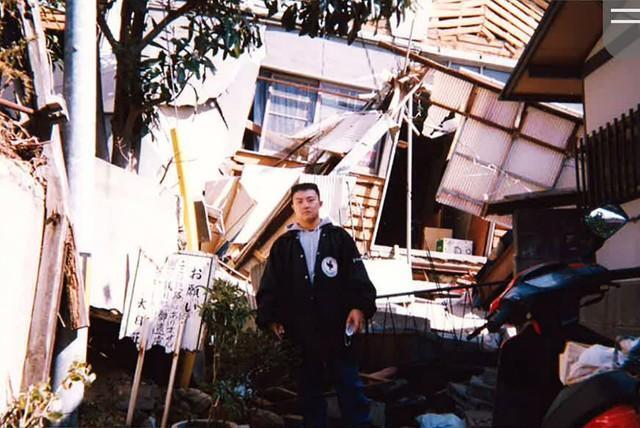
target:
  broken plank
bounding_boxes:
[532,0,550,11]
[437,25,483,37]
[349,205,378,219]
[430,7,484,18]
[343,217,376,229]
[350,195,381,208]
[485,7,531,44]
[515,0,544,18]
[435,0,486,9]
[483,19,524,48]
[494,0,539,28]
[486,1,535,38]
[504,42,521,57]
[352,173,385,186]
[354,185,383,200]
[480,26,497,41]
[458,34,505,47]
[431,16,485,28]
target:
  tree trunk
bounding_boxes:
[110,0,147,170]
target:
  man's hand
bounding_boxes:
[269,322,285,339]
[345,309,365,334]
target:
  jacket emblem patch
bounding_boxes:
[321,256,338,278]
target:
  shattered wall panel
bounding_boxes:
[314,112,383,154]
[233,165,301,244]
[423,105,452,136]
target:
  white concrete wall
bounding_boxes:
[262,26,405,89]
[584,37,640,133]
[582,199,640,338]
[0,157,45,412]
[91,158,178,311]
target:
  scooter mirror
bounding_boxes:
[585,204,629,239]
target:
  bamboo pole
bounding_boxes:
[161,319,186,428]
[170,128,200,388]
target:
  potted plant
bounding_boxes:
[172,278,296,427]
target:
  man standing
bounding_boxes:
[257,182,377,428]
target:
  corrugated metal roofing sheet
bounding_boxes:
[313,111,383,154]
[456,119,512,166]
[431,71,473,111]
[503,138,565,187]
[440,155,498,201]
[470,87,520,128]
[521,107,575,149]
[432,68,582,226]
[436,190,483,218]
[492,175,544,201]
[299,174,357,225]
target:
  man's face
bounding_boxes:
[292,189,322,225]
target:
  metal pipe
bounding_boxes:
[376,279,510,299]
[53,0,96,424]
[0,97,35,115]
[406,96,413,265]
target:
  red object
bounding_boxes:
[584,405,640,428]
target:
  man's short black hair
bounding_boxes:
[290,182,321,200]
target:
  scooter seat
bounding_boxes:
[541,369,639,428]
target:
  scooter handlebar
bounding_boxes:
[606,267,640,282]
[466,304,514,340]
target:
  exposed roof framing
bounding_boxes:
[426,0,550,59]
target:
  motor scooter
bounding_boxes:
[467,204,640,427]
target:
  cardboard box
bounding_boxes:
[436,238,474,255]
[423,227,453,251]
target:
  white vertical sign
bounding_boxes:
[120,251,216,353]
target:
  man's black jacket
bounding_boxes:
[256,223,376,358]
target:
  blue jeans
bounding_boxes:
[299,356,372,428]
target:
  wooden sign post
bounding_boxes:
[126,318,150,426]
[161,319,186,428]
[121,251,216,427]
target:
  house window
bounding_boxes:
[251,70,381,173]
[317,82,367,122]
[260,73,318,154]
[483,68,510,83]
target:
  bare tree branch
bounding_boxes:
[136,1,198,52]
[97,9,121,53]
